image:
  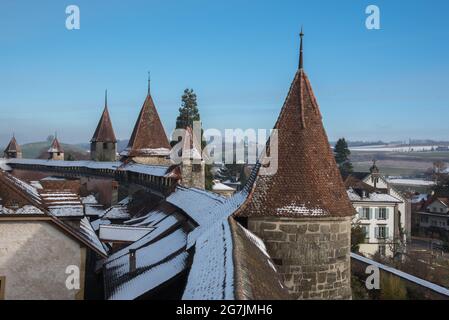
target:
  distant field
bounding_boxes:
[351,150,449,177]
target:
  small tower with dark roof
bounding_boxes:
[48,135,64,160]
[235,30,354,299]
[3,135,22,159]
[91,90,118,161]
[120,75,171,165]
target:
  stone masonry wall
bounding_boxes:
[248,216,352,300]
[91,142,117,162]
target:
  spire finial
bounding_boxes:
[105,89,108,108]
[147,71,151,95]
[299,26,304,69]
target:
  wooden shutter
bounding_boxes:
[375,208,379,219]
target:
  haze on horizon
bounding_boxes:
[1,0,449,147]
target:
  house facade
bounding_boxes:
[348,189,402,257]
[416,198,449,232]
[345,165,411,258]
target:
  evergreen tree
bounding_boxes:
[175,89,200,129]
[334,138,353,177]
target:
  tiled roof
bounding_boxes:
[125,93,171,156]
[236,68,354,217]
[91,105,117,143]
[48,137,64,153]
[4,136,21,153]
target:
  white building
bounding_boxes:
[348,188,402,257]
[345,163,411,257]
[417,198,449,231]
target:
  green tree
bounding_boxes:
[351,221,366,253]
[175,89,200,130]
[334,138,353,177]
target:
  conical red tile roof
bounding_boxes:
[48,137,64,153]
[236,67,354,217]
[91,105,117,143]
[125,93,170,156]
[4,136,21,153]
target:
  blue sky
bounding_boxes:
[1,0,449,146]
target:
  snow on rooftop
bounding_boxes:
[99,224,154,242]
[104,228,188,300]
[212,181,236,191]
[48,205,83,217]
[347,189,402,203]
[3,173,41,203]
[0,159,12,171]
[107,251,188,300]
[107,212,186,262]
[81,195,98,205]
[102,205,130,220]
[79,217,108,256]
[91,217,112,231]
[276,203,328,216]
[0,205,44,215]
[166,187,227,226]
[183,220,234,300]
[30,181,43,189]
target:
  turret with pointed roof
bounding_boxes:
[179,126,205,189]
[4,135,22,159]
[237,29,354,218]
[235,30,353,300]
[121,76,171,165]
[48,135,64,160]
[90,90,118,161]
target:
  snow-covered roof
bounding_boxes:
[6,158,174,178]
[81,195,98,204]
[99,224,154,242]
[85,205,105,216]
[0,159,12,171]
[347,189,402,203]
[104,228,188,300]
[166,187,227,226]
[182,219,234,300]
[90,217,112,231]
[78,217,108,256]
[40,191,83,217]
[102,205,130,220]
[183,218,289,300]
[212,181,236,192]
[0,205,44,215]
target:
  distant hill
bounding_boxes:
[76,139,129,153]
[21,141,90,160]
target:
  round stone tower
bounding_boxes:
[235,31,354,299]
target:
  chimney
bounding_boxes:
[129,249,137,273]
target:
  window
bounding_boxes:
[440,208,444,213]
[377,208,388,220]
[0,276,5,300]
[359,207,371,220]
[375,226,388,239]
[103,142,108,149]
[361,225,370,239]
[192,164,202,172]
[421,216,429,223]
[378,245,386,256]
